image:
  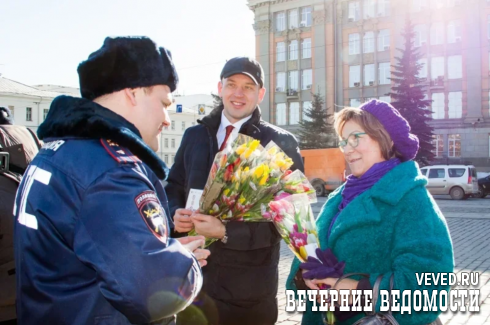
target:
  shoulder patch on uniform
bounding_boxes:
[100,139,141,164]
[135,190,168,244]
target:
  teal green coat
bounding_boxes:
[286,161,454,325]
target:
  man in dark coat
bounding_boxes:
[13,37,210,325]
[165,57,304,325]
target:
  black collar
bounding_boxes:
[38,95,168,180]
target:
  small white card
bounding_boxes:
[186,189,204,211]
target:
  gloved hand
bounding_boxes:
[300,248,345,280]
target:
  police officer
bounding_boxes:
[13,37,209,325]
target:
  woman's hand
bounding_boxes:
[302,269,321,290]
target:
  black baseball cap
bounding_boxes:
[220,57,265,88]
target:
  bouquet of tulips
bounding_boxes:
[264,193,320,261]
[188,134,317,246]
[264,193,345,325]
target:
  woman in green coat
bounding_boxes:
[286,100,454,325]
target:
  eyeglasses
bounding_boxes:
[338,132,367,151]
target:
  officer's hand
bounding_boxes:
[191,214,226,239]
[177,236,210,267]
[174,208,194,233]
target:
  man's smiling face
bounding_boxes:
[218,74,266,123]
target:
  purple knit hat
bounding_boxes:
[359,99,419,161]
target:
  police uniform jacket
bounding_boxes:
[14,95,202,325]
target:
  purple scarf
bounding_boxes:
[327,158,401,240]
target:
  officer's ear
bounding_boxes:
[123,88,138,107]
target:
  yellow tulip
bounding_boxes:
[249,140,260,152]
[299,246,308,261]
[244,166,250,172]
[259,174,268,186]
[239,195,246,204]
[223,189,230,196]
[254,164,265,178]
[242,149,253,159]
[235,144,247,155]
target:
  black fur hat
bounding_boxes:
[77,36,178,100]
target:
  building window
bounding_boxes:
[289,40,298,60]
[276,12,286,31]
[363,31,374,53]
[430,22,444,45]
[448,134,461,157]
[43,108,49,120]
[417,58,428,79]
[348,1,360,22]
[302,38,311,59]
[349,33,360,55]
[302,101,312,121]
[276,42,286,62]
[448,55,462,79]
[276,103,287,125]
[300,7,312,27]
[448,92,462,118]
[432,135,444,158]
[379,96,391,103]
[26,107,32,121]
[377,0,391,16]
[301,69,312,90]
[289,102,300,125]
[447,20,461,43]
[349,65,361,87]
[432,93,445,119]
[171,120,175,130]
[363,0,376,19]
[364,64,375,86]
[288,70,299,90]
[171,139,175,148]
[414,24,428,47]
[164,138,168,148]
[377,29,390,52]
[171,155,175,164]
[164,154,169,164]
[378,62,391,85]
[182,121,185,130]
[289,9,298,29]
[276,72,286,92]
[431,57,445,79]
[350,98,361,107]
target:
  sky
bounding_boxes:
[0,0,256,95]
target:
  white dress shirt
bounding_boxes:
[217,112,253,149]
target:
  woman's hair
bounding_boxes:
[334,106,402,160]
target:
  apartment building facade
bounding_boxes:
[248,0,490,171]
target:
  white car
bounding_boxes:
[420,165,479,200]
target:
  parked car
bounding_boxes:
[420,165,479,200]
[474,174,490,198]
